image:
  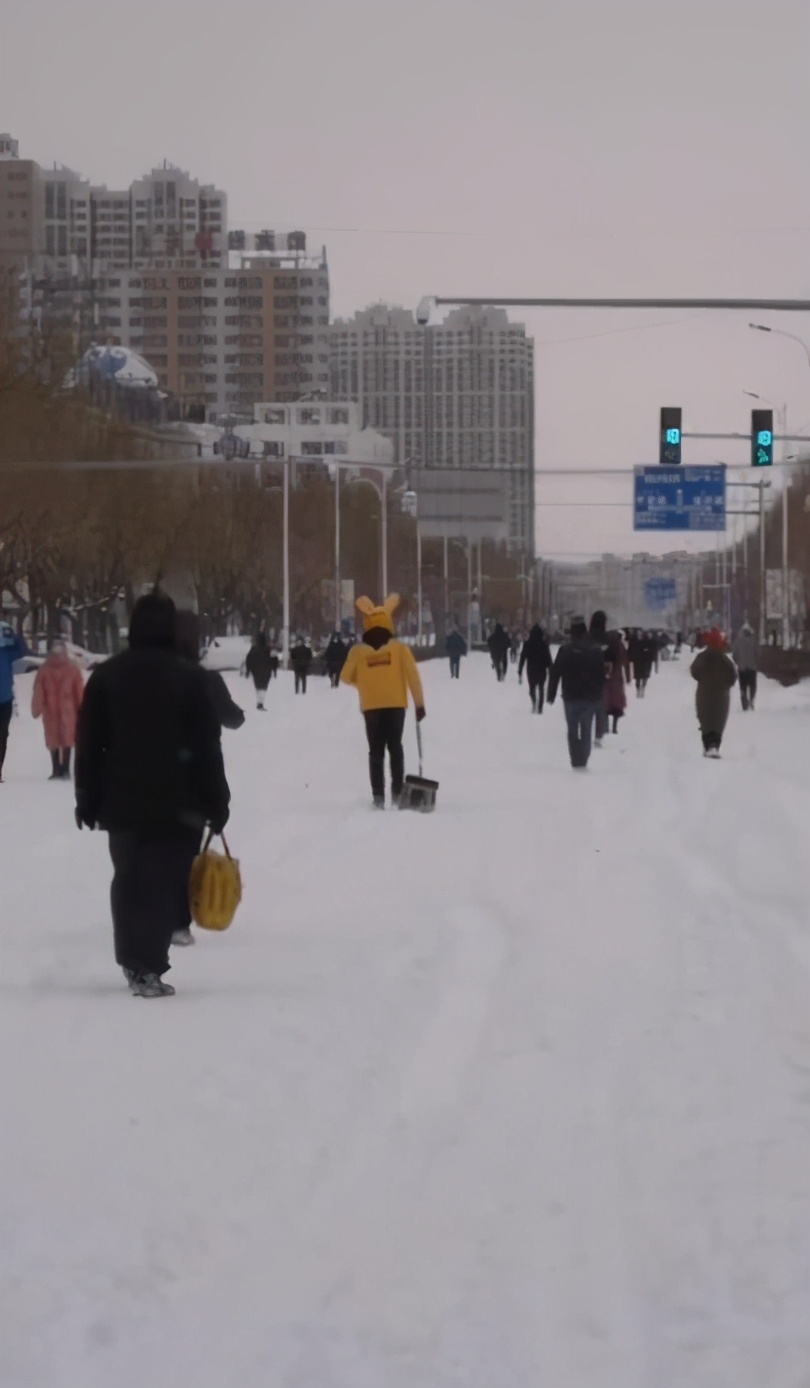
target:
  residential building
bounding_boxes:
[0,136,329,418]
[329,303,535,555]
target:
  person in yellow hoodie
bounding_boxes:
[341,594,426,808]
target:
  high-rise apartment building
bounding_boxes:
[0,136,329,419]
[329,303,535,555]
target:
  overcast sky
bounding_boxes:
[3,0,809,557]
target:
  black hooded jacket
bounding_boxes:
[547,632,605,704]
[518,626,552,680]
[75,593,230,834]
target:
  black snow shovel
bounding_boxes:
[399,722,439,813]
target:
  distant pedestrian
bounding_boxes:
[518,624,552,712]
[547,617,606,769]
[602,628,629,734]
[731,622,758,711]
[588,610,611,744]
[325,633,348,688]
[75,591,230,997]
[31,640,85,780]
[290,637,312,694]
[690,628,736,758]
[445,626,467,679]
[244,631,273,709]
[0,610,28,783]
[341,594,425,809]
[487,623,511,682]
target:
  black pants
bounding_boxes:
[527,675,545,712]
[564,699,600,768]
[0,700,12,775]
[363,707,406,801]
[739,670,757,709]
[702,730,722,752]
[493,656,508,681]
[108,829,201,978]
[294,671,308,694]
[449,656,461,679]
[329,669,340,688]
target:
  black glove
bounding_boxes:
[209,806,230,836]
[415,707,426,723]
[75,805,96,831]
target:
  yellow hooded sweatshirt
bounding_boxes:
[341,595,425,713]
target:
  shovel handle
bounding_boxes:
[416,720,423,777]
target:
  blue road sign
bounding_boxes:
[644,577,677,610]
[634,465,726,531]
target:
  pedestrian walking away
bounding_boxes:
[588,611,612,743]
[487,622,511,682]
[547,616,606,769]
[341,593,426,808]
[445,626,468,679]
[602,627,630,734]
[518,624,552,712]
[74,591,230,996]
[0,610,29,782]
[290,636,313,694]
[731,622,758,711]
[31,641,85,779]
[173,610,244,944]
[324,632,348,688]
[690,628,737,757]
[244,631,273,708]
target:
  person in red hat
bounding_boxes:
[690,629,736,757]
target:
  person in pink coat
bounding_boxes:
[31,641,85,779]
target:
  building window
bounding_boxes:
[298,407,321,425]
[328,407,349,425]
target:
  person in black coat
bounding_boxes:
[445,627,468,679]
[244,631,273,708]
[324,633,348,688]
[547,617,606,769]
[487,623,511,682]
[518,624,552,712]
[290,637,313,693]
[176,611,245,733]
[74,592,230,997]
[172,610,244,947]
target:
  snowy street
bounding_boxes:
[3,653,810,1387]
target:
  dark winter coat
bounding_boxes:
[206,671,246,730]
[325,636,348,674]
[547,636,606,705]
[245,638,273,689]
[602,633,629,715]
[518,626,552,680]
[731,627,758,672]
[690,648,737,734]
[290,642,313,672]
[75,596,230,835]
[446,630,468,659]
[488,624,510,658]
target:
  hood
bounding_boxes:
[356,593,399,636]
[128,591,177,651]
[704,628,727,652]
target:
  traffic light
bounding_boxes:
[659,407,682,465]
[751,408,773,467]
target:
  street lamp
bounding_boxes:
[748,322,810,375]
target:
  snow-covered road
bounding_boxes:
[3,653,810,1387]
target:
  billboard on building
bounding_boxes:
[416,468,509,542]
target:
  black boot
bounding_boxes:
[61,748,72,779]
[49,750,61,780]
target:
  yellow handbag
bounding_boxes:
[189,831,242,931]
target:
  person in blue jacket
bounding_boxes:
[0,609,29,782]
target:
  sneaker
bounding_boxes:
[372,796,385,810]
[171,929,195,947]
[122,967,138,988]
[130,973,175,998]
[594,737,604,749]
